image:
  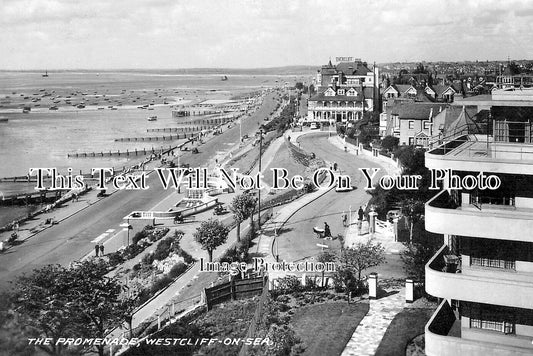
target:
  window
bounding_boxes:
[408,121,415,129]
[337,89,345,95]
[470,319,515,334]
[408,137,414,145]
[470,257,516,270]
[468,303,516,335]
[423,121,431,130]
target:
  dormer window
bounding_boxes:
[324,88,336,96]
[347,88,357,96]
[337,89,345,95]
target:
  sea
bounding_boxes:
[0,69,313,225]
[0,69,313,178]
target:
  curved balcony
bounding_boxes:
[425,190,533,242]
[426,300,533,356]
[426,245,533,309]
[426,135,533,175]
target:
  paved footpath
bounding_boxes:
[342,288,407,356]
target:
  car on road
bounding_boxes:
[310,123,319,130]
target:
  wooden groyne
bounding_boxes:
[68,146,172,158]
[0,167,132,183]
[174,114,238,126]
[0,190,65,207]
[115,132,195,142]
[146,126,208,133]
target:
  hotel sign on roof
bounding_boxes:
[336,57,352,62]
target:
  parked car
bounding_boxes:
[310,123,319,130]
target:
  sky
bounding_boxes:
[2,0,533,69]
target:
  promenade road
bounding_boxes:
[276,134,405,278]
[0,91,281,290]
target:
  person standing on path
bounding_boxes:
[342,212,348,227]
[94,244,99,257]
[99,244,105,256]
[358,206,364,233]
[324,222,331,239]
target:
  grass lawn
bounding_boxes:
[290,301,370,356]
[374,307,435,356]
[262,140,308,187]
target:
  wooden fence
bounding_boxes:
[204,276,267,310]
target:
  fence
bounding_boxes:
[204,276,267,310]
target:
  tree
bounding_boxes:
[194,219,229,262]
[11,260,137,356]
[381,135,399,152]
[334,241,386,295]
[317,250,337,287]
[230,193,256,242]
[294,82,304,91]
[10,264,72,356]
[413,62,428,74]
[66,260,137,356]
[400,242,439,286]
[399,198,425,244]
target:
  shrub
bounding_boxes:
[132,231,147,245]
[150,274,173,294]
[168,262,187,279]
[108,252,124,267]
[177,249,195,265]
[142,252,155,265]
[132,263,141,271]
[153,238,173,261]
[123,244,143,260]
[275,275,302,295]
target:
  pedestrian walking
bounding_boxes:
[99,244,105,256]
[358,206,364,221]
[94,244,99,257]
[342,212,348,227]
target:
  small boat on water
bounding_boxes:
[221,75,228,81]
[77,104,85,109]
[0,118,8,122]
[147,115,157,121]
[22,106,31,113]
[49,106,58,110]
[42,70,49,78]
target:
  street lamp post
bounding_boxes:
[257,127,264,228]
[120,220,132,246]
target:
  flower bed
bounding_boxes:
[106,225,169,270]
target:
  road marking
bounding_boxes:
[106,229,115,233]
[91,233,108,243]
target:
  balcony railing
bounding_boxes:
[470,195,515,207]
[425,190,533,242]
[425,300,532,356]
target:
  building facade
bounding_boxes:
[307,58,378,124]
[424,88,533,356]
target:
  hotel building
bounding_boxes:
[424,88,533,355]
[306,58,378,124]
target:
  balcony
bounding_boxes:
[425,190,533,242]
[426,300,533,356]
[426,135,533,175]
[311,106,362,112]
[426,245,533,309]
